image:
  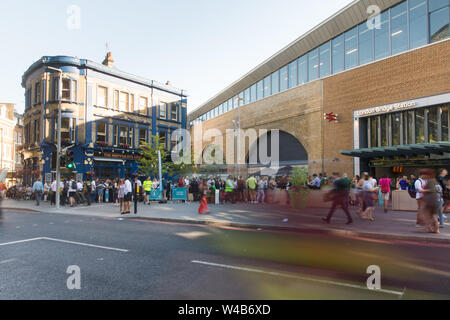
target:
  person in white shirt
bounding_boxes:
[123,178,132,214]
[68,178,77,207]
[415,172,427,227]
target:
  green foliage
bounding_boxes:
[290,166,309,192]
[138,134,194,178]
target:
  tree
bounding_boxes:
[138,134,195,179]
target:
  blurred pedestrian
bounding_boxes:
[32,177,44,206]
[322,174,353,225]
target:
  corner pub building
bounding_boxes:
[188,0,450,179]
[21,53,187,185]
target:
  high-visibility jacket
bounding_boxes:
[225,179,234,193]
[143,180,152,192]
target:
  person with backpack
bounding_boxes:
[68,177,77,207]
[379,176,391,213]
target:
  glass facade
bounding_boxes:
[332,34,344,74]
[359,21,373,65]
[345,27,358,69]
[280,65,289,92]
[391,2,409,55]
[308,48,319,81]
[288,60,297,88]
[367,105,449,148]
[194,0,450,124]
[410,0,428,49]
[319,42,331,78]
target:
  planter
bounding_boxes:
[288,191,309,209]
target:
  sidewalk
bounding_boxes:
[2,199,449,244]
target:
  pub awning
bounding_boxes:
[341,142,450,158]
[94,157,126,163]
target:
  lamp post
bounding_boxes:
[47,66,63,209]
[234,97,244,178]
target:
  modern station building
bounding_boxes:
[21,53,187,184]
[188,0,450,178]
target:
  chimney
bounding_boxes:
[102,52,114,67]
[166,81,171,86]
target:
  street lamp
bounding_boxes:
[47,66,63,209]
[234,97,244,178]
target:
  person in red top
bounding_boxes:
[379,177,392,213]
[178,177,185,188]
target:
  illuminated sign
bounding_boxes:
[356,101,416,117]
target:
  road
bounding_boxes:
[0,209,449,300]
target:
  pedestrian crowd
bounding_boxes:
[321,169,448,234]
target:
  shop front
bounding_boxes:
[342,92,450,178]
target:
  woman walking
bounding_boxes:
[379,176,391,213]
[198,180,210,214]
[421,169,440,234]
[118,179,125,214]
[361,173,377,221]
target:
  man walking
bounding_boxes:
[143,176,152,205]
[32,178,44,206]
[322,174,353,225]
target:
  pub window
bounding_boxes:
[35,82,41,104]
[97,86,108,107]
[97,122,107,143]
[392,113,401,146]
[159,102,167,118]
[119,126,128,146]
[62,79,72,100]
[119,91,129,112]
[441,105,449,141]
[159,131,167,149]
[139,97,148,115]
[113,124,119,146]
[71,118,76,142]
[130,94,135,112]
[380,114,388,146]
[427,107,439,143]
[114,90,119,109]
[415,109,425,144]
[139,128,147,144]
[171,103,178,120]
[128,127,134,147]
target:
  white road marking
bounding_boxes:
[191,260,405,298]
[0,238,44,247]
[0,237,128,253]
[0,258,17,265]
[41,237,129,252]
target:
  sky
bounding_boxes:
[0,0,354,114]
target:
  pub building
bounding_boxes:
[21,54,187,185]
[342,92,450,178]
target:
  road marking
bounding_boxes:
[0,237,128,253]
[191,260,405,298]
[0,238,44,247]
[0,259,16,265]
[41,237,129,252]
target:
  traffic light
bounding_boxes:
[66,150,75,170]
[60,149,75,170]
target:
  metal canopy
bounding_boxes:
[341,142,450,158]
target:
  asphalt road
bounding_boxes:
[0,209,449,300]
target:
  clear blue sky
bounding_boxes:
[0,0,353,113]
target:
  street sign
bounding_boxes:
[150,188,163,201]
[324,112,338,122]
[172,187,188,201]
